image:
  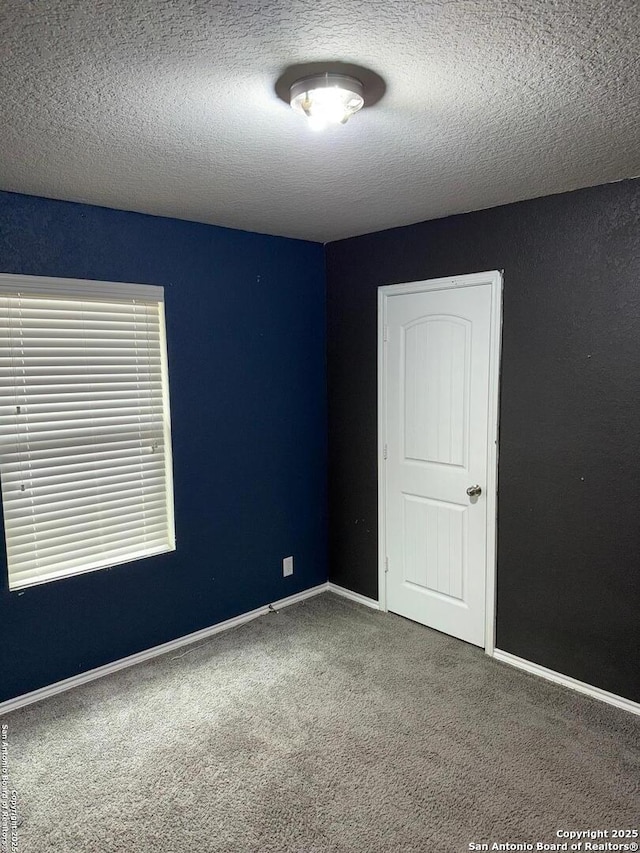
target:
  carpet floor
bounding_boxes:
[3,593,639,852]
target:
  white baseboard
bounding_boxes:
[5,590,637,719]
[493,649,640,717]
[0,583,328,716]
[327,582,380,610]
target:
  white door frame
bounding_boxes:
[377,270,503,655]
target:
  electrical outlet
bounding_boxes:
[283,556,294,577]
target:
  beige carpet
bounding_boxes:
[3,593,639,852]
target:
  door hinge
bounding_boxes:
[383,443,388,460]
[383,324,388,342]
[384,556,389,573]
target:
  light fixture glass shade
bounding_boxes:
[290,74,364,130]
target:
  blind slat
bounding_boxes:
[3,457,165,488]
[0,431,165,458]
[0,301,160,314]
[7,499,168,534]
[0,412,163,433]
[0,367,163,380]
[0,442,166,473]
[0,390,162,406]
[0,326,161,340]
[0,423,164,444]
[10,542,172,588]
[8,521,170,562]
[8,507,169,546]
[0,405,162,420]
[7,475,164,518]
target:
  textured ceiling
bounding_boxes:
[1,0,639,242]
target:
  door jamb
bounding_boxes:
[377,270,503,655]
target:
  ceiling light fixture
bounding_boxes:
[289,73,364,131]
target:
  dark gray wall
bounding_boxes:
[326,179,640,703]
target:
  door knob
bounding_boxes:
[466,484,482,497]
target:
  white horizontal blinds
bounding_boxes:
[0,277,175,590]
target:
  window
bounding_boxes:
[0,274,175,591]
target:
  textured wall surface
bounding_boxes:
[326,178,640,703]
[0,190,327,703]
[1,0,639,241]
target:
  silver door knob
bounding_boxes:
[466,484,482,497]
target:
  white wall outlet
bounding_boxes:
[283,556,294,577]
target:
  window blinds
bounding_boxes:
[0,275,175,591]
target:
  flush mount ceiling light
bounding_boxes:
[289,73,364,131]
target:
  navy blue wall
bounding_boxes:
[0,191,327,703]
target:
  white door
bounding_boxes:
[380,272,501,648]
